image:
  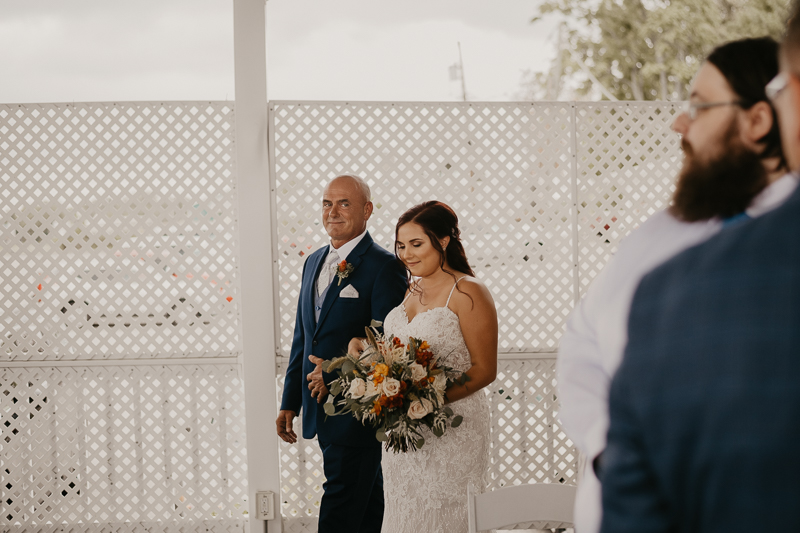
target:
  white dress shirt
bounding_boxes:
[557,173,798,533]
[325,228,368,264]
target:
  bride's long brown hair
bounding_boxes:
[395,201,474,302]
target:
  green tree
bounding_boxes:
[527,0,791,101]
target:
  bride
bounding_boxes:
[350,201,498,533]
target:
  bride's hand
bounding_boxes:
[347,337,367,356]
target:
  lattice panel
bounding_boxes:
[276,358,574,531]
[488,359,575,488]
[0,102,240,361]
[271,102,576,354]
[275,374,325,523]
[1,364,248,531]
[575,102,682,293]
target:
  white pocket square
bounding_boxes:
[340,285,359,298]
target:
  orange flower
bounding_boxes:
[338,260,348,272]
[372,400,382,415]
[374,363,389,376]
[378,393,403,409]
[373,374,384,384]
[418,341,430,351]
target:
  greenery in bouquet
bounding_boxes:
[322,323,468,453]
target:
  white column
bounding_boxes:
[233,1,282,532]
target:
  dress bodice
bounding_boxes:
[383,304,472,373]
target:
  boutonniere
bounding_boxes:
[336,260,355,286]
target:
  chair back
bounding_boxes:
[467,483,576,532]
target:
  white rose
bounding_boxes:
[407,398,433,420]
[382,378,401,397]
[432,373,446,393]
[347,378,366,399]
[408,362,427,382]
[366,379,379,397]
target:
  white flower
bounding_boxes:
[407,398,433,420]
[432,373,447,403]
[347,378,366,399]
[382,377,401,397]
[366,379,380,398]
[408,362,427,382]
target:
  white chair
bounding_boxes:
[467,483,577,532]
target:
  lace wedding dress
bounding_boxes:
[381,279,492,533]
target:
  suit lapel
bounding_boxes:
[315,232,373,332]
[306,246,329,326]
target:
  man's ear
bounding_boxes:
[743,101,774,148]
[364,201,374,220]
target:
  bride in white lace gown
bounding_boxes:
[364,201,498,533]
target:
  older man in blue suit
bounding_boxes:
[600,18,800,533]
[277,175,407,533]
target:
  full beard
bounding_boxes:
[670,122,769,222]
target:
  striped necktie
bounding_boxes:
[316,251,340,296]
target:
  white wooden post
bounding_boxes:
[233,1,283,532]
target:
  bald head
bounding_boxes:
[329,175,371,204]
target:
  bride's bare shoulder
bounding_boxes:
[450,274,494,311]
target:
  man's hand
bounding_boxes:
[276,410,297,444]
[347,337,367,356]
[307,354,329,403]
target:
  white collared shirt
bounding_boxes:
[557,172,798,533]
[326,228,368,262]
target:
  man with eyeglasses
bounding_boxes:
[558,37,797,533]
[597,17,800,533]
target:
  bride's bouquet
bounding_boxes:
[322,323,467,453]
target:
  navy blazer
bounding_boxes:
[601,185,800,533]
[280,232,407,446]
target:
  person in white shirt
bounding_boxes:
[557,37,797,533]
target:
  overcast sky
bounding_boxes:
[0,0,558,103]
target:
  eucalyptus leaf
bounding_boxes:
[330,382,343,397]
[323,401,336,416]
[444,406,454,417]
[415,437,425,449]
[451,415,463,428]
[376,430,388,442]
[433,426,444,438]
[342,359,356,375]
[370,319,383,329]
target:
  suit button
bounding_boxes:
[312,340,318,346]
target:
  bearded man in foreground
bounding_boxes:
[557,36,795,533]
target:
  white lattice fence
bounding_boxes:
[1,102,248,533]
[575,102,681,292]
[0,102,239,361]
[270,101,682,532]
[270,102,576,355]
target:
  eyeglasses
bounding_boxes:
[766,72,789,102]
[684,100,745,121]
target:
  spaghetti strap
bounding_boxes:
[401,290,413,304]
[445,276,468,307]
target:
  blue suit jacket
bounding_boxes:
[280,232,407,446]
[600,185,800,533]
